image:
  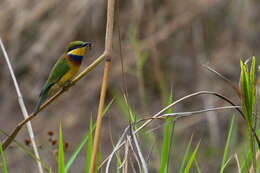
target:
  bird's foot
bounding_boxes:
[62,80,72,91]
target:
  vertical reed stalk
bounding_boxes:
[88,0,115,171]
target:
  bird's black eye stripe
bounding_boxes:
[68,45,81,52]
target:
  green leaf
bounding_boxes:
[183,140,201,173]
[116,150,121,173]
[250,56,255,112]
[0,142,8,173]
[160,90,174,173]
[114,93,137,122]
[179,135,193,173]
[241,128,260,172]
[194,158,201,173]
[85,117,93,172]
[220,115,235,173]
[95,146,102,173]
[221,156,233,172]
[58,122,65,173]
[240,58,256,165]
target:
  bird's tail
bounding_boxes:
[33,95,46,113]
[33,83,53,113]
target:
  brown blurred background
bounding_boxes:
[0,0,260,172]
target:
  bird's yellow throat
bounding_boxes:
[69,47,86,56]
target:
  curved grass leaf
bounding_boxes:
[0,142,8,173]
[160,90,174,173]
[183,140,201,173]
[85,117,93,172]
[58,122,65,173]
[220,115,235,173]
[179,135,193,173]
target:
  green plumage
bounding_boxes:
[33,41,91,113]
[33,56,69,113]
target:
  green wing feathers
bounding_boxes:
[46,55,70,84]
[33,55,70,113]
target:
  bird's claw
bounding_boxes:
[62,81,72,91]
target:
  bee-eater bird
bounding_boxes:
[33,41,91,113]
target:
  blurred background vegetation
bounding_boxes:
[0,0,260,172]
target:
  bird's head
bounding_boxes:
[65,41,91,56]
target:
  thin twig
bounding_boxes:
[0,39,43,173]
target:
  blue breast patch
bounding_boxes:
[68,54,83,63]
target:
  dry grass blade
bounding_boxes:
[250,150,260,173]
[120,139,129,173]
[134,91,244,135]
[105,127,129,172]
[130,125,148,173]
[126,135,142,173]
[162,106,241,119]
[0,39,43,173]
[202,64,241,97]
[234,153,241,173]
[130,156,138,173]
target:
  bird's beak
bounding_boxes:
[81,42,92,50]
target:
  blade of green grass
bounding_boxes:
[65,100,113,172]
[114,92,137,122]
[183,140,201,173]
[240,60,251,122]
[58,122,65,173]
[85,117,93,173]
[240,58,256,169]
[241,128,260,172]
[250,57,255,111]
[0,142,8,173]
[194,158,201,173]
[160,90,174,173]
[220,115,235,173]
[95,145,102,173]
[116,150,121,173]
[221,156,233,172]
[179,134,193,173]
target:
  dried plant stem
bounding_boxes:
[234,153,241,173]
[89,60,110,172]
[0,39,43,173]
[88,0,115,171]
